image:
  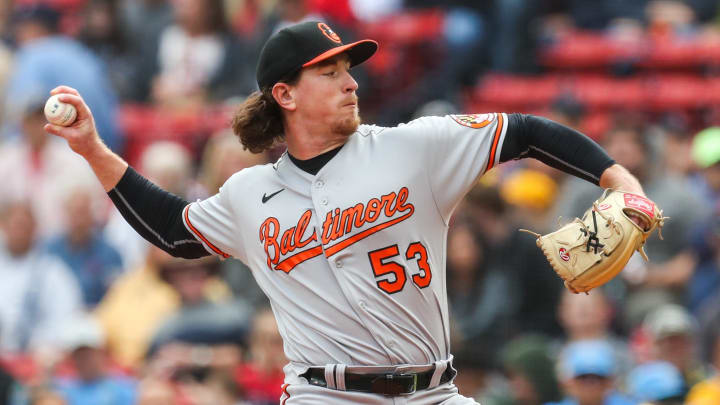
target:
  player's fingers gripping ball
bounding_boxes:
[44,94,77,127]
[522,189,667,294]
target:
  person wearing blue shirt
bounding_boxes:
[46,187,124,307]
[4,4,122,153]
[55,316,136,405]
[546,340,638,405]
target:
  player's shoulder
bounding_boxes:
[359,113,501,137]
[353,118,439,140]
[220,162,276,191]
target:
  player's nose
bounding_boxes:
[343,71,358,93]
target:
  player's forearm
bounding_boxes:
[599,164,645,196]
[82,141,129,192]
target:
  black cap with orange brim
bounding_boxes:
[256,21,378,90]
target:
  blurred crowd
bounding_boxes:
[1,0,720,404]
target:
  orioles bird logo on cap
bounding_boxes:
[318,22,342,43]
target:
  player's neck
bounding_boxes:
[284,123,349,160]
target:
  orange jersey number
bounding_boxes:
[368,242,432,294]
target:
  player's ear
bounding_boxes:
[272,82,296,112]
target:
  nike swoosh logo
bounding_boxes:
[262,188,285,203]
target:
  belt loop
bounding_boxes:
[429,360,448,388]
[335,364,347,391]
[324,365,337,389]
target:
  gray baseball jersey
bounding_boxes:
[182,113,508,372]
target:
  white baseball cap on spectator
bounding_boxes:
[643,303,695,340]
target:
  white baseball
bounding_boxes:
[44,94,77,126]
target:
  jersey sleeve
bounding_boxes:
[183,183,244,261]
[421,113,508,223]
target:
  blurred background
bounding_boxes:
[0,0,720,404]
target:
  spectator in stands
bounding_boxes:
[46,185,124,308]
[643,304,709,389]
[94,246,182,371]
[235,308,286,405]
[446,223,513,361]
[195,131,269,308]
[26,387,68,405]
[553,122,707,328]
[690,127,720,210]
[685,323,720,405]
[547,95,586,130]
[147,0,255,106]
[134,378,177,405]
[172,368,247,405]
[451,345,488,401]
[654,115,694,179]
[0,96,101,239]
[462,184,561,336]
[78,0,135,101]
[480,334,562,405]
[0,362,24,404]
[500,168,559,232]
[261,0,324,37]
[119,0,173,101]
[196,131,270,198]
[686,215,720,314]
[626,361,686,405]
[548,339,636,405]
[3,4,121,152]
[556,289,633,377]
[54,315,136,405]
[542,0,647,32]
[104,141,193,271]
[95,246,231,371]
[0,201,83,354]
[147,256,247,354]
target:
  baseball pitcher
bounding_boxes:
[45,21,662,404]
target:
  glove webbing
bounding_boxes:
[580,210,605,254]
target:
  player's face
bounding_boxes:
[293,54,360,137]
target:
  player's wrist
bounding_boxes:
[599,164,645,196]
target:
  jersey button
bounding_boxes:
[335,260,343,268]
[387,340,397,348]
[320,198,328,206]
[315,180,324,188]
[358,300,367,309]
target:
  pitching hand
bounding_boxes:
[43,86,103,157]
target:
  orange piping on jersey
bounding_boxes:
[324,205,415,257]
[184,206,230,258]
[281,384,290,405]
[485,113,504,172]
[275,245,324,273]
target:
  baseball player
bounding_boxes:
[46,21,650,404]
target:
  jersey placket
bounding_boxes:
[307,150,398,364]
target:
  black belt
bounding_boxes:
[300,364,456,396]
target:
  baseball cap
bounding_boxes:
[692,127,720,168]
[256,21,378,89]
[627,361,685,401]
[60,315,105,351]
[559,340,616,379]
[12,4,60,31]
[643,303,695,340]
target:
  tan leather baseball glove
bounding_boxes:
[522,189,667,294]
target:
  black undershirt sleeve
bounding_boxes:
[499,113,615,185]
[107,166,210,259]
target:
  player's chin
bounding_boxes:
[332,114,361,137]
